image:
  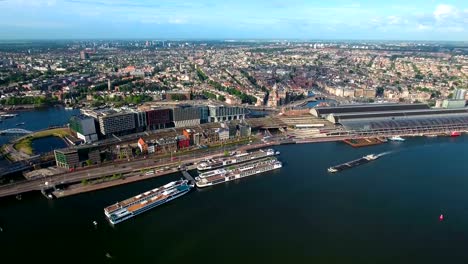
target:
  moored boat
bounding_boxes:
[196,148,277,171]
[104,179,193,225]
[195,158,282,188]
[388,136,405,141]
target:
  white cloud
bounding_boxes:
[13,0,57,6]
[416,24,431,31]
[433,4,457,21]
[387,16,401,25]
[168,18,187,24]
[140,16,187,25]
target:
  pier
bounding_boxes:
[181,169,195,184]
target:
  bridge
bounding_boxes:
[0,128,33,135]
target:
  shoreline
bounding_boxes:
[0,132,463,200]
[48,133,459,198]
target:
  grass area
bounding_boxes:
[13,128,72,155]
[14,138,34,155]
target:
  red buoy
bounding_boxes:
[439,214,444,221]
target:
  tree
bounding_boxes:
[85,159,93,166]
[170,94,187,101]
[376,87,384,97]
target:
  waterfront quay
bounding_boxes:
[0,129,465,199]
[0,141,278,199]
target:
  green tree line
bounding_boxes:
[0,96,58,105]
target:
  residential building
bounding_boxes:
[239,124,252,137]
[216,128,229,141]
[177,135,190,149]
[454,89,467,100]
[54,149,79,169]
[54,147,100,169]
[69,115,98,143]
[132,110,147,132]
[145,108,172,130]
[137,138,148,153]
[156,137,178,153]
[93,109,136,136]
[199,106,209,124]
[172,105,200,128]
[442,99,466,109]
[208,105,245,122]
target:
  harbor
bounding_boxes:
[102,149,283,223]
[3,138,468,263]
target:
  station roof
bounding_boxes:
[333,108,468,123]
[311,103,430,117]
[340,112,468,131]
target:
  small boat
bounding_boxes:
[439,214,444,221]
[105,253,112,259]
[15,122,25,126]
[450,131,461,137]
[1,114,17,119]
[93,221,98,226]
[389,136,405,142]
[426,134,438,138]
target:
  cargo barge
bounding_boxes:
[328,154,379,173]
[104,179,193,225]
[195,158,282,187]
[196,148,279,171]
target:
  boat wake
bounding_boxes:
[377,151,393,157]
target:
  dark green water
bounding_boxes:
[2,137,468,263]
[31,136,68,154]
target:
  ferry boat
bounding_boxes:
[388,136,405,142]
[450,131,461,137]
[0,113,17,119]
[195,158,282,188]
[328,154,379,173]
[104,179,193,225]
[196,149,277,171]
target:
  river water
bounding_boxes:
[0,106,79,146]
[1,136,468,263]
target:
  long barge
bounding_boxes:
[196,148,279,171]
[328,154,379,173]
[195,157,282,188]
[104,179,193,225]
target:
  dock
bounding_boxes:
[343,138,385,147]
[181,170,195,184]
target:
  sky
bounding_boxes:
[0,0,466,41]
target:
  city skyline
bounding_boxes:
[0,0,467,41]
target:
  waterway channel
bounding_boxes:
[1,136,468,263]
